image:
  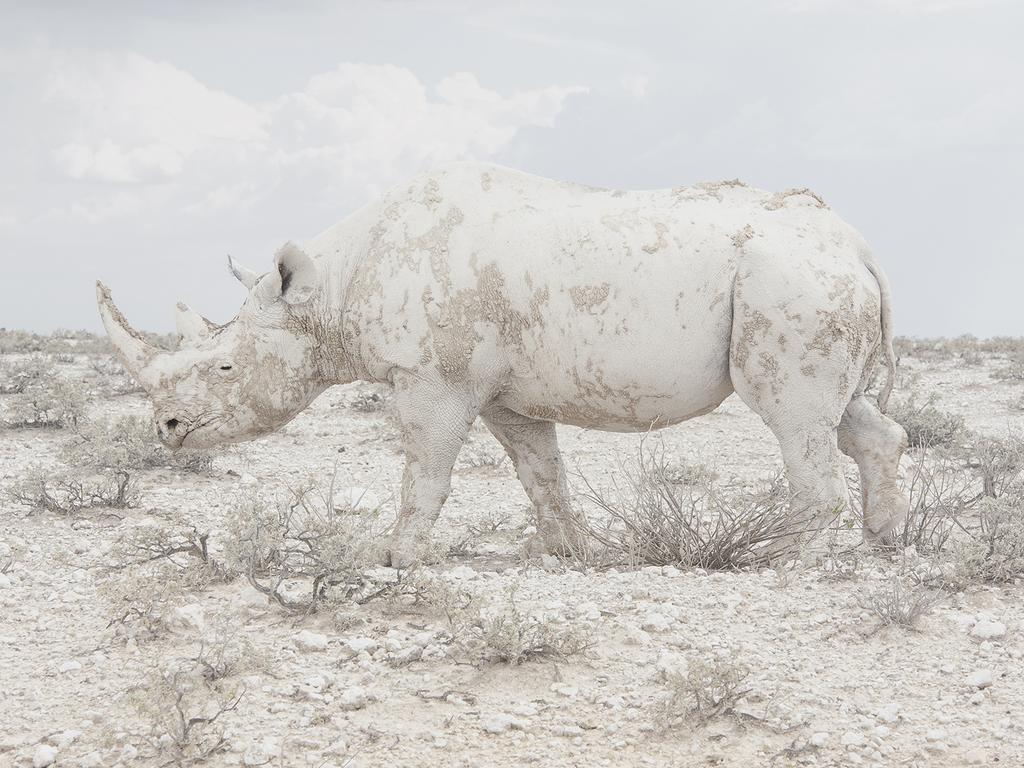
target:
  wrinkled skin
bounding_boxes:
[99,162,909,567]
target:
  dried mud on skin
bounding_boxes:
[1,351,1022,767]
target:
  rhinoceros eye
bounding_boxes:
[219,364,234,372]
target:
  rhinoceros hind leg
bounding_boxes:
[838,394,909,543]
[731,370,852,559]
[482,407,586,558]
[387,372,479,568]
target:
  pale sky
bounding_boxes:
[2,0,1022,336]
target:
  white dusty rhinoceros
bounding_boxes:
[97,162,909,567]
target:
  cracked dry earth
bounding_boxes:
[1,350,1023,768]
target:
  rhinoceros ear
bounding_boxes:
[175,302,215,345]
[227,254,260,291]
[257,242,318,305]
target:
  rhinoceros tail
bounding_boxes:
[859,250,897,413]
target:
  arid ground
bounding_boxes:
[1,334,1022,768]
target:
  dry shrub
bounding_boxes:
[657,655,751,726]
[130,660,244,765]
[862,577,945,629]
[407,578,591,665]
[7,467,138,515]
[89,356,144,395]
[458,442,508,471]
[98,561,205,640]
[99,523,229,639]
[64,415,214,474]
[0,354,54,394]
[577,441,800,569]
[895,448,977,553]
[1,375,87,429]
[222,473,389,612]
[948,496,1024,584]
[469,587,591,665]
[888,395,965,448]
[349,388,391,413]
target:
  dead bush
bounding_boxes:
[888,395,965,448]
[130,661,244,765]
[89,356,144,395]
[106,523,228,579]
[1,375,87,429]
[7,467,138,515]
[577,441,801,569]
[222,473,389,612]
[657,655,751,726]
[861,577,945,629]
[98,561,204,640]
[349,388,391,413]
[895,449,978,553]
[992,361,1024,382]
[64,415,214,474]
[948,496,1024,584]
[0,354,54,394]
[971,434,1024,498]
[458,442,508,470]
[469,587,592,665]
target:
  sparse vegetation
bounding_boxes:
[577,441,801,569]
[0,374,88,429]
[64,415,215,474]
[7,467,138,515]
[862,577,945,629]
[222,474,389,612]
[888,394,965,447]
[468,586,592,665]
[130,661,244,765]
[657,655,751,726]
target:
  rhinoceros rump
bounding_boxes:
[97,162,909,567]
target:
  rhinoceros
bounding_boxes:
[97,162,909,566]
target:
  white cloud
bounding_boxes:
[782,0,1008,13]
[4,47,584,226]
[619,75,650,101]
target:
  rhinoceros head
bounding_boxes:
[96,243,329,448]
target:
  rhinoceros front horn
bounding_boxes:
[95,281,160,385]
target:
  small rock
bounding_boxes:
[33,745,58,768]
[840,731,866,747]
[969,692,985,705]
[59,659,82,674]
[965,748,989,765]
[971,620,1007,640]
[243,737,278,766]
[551,724,585,737]
[293,630,329,652]
[481,713,522,734]
[340,636,378,658]
[334,486,381,512]
[926,728,947,742]
[640,612,672,633]
[56,730,81,750]
[171,603,206,632]
[965,669,994,689]
[0,573,12,589]
[809,732,829,747]
[874,703,901,723]
[550,683,578,698]
[337,686,369,711]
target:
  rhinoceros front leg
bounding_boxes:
[387,372,478,568]
[481,407,586,557]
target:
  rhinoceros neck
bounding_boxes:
[303,200,382,386]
